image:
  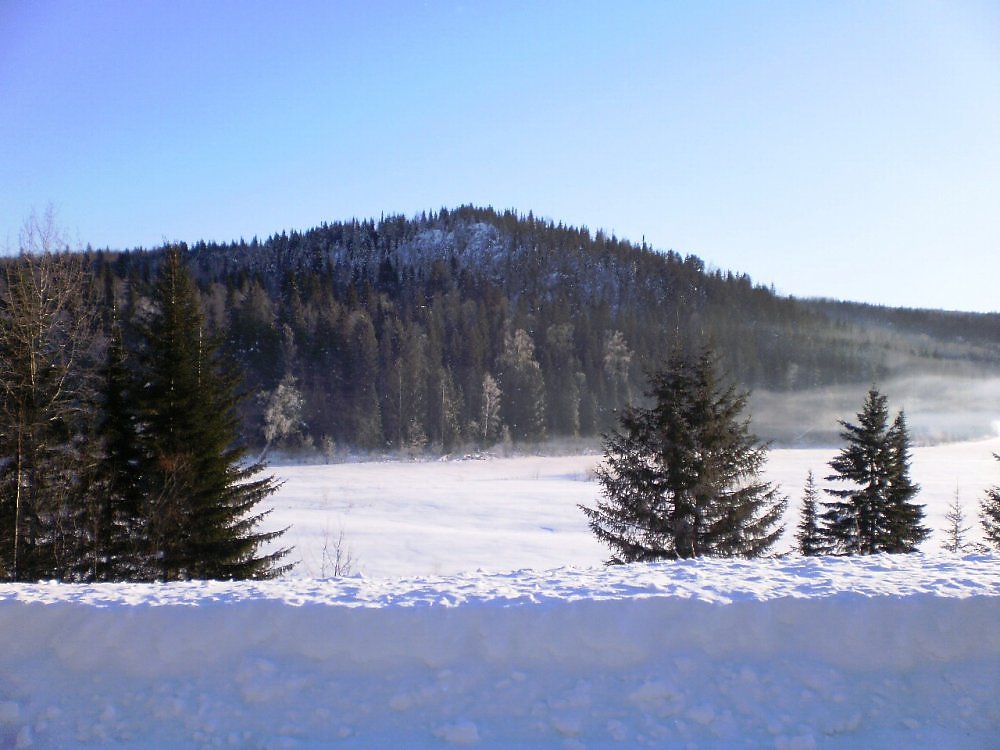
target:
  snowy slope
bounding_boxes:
[1,555,998,749]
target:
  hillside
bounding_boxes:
[90,206,1000,449]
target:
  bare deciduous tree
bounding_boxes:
[0,209,102,580]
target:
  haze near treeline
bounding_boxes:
[14,205,993,454]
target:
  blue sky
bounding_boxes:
[2,1,998,312]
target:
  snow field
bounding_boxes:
[268,438,1000,578]
[0,556,998,749]
[1,438,999,749]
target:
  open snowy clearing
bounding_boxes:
[268,436,1000,578]
[1,438,998,749]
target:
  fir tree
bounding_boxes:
[499,329,546,443]
[942,486,973,554]
[795,470,824,556]
[820,388,927,554]
[982,454,1000,551]
[882,411,928,552]
[135,249,291,580]
[89,308,144,580]
[581,343,786,562]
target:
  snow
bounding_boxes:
[271,438,1000,578]
[1,439,999,749]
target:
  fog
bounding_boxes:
[750,375,1000,447]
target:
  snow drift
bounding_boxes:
[1,555,998,749]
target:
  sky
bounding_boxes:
[1,1,998,313]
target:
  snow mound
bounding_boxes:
[1,555,998,749]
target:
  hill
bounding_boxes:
[89,206,1000,449]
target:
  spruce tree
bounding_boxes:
[581,343,785,562]
[820,388,927,554]
[882,411,928,552]
[499,329,547,443]
[795,470,824,556]
[982,454,1000,551]
[135,249,291,580]
[942,486,973,554]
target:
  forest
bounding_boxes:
[3,206,999,582]
[23,205,1000,455]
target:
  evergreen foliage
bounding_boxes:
[820,388,928,554]
[882,411,928,552]
[982,454,1000,551]
[0,249,102,581]
[72,206,1000,453]
[499,329,547,443]
[581,343,786,562]
[0,244,293,581]
[90,307,144,580]
[795,470,824,556]
[941,487,973,554]
[131,249,291,580]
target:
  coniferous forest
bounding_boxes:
[13,206,1000,458]
[2,205,1000,580]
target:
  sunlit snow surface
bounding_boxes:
[269,437,1000,578]
[0,439,998,749]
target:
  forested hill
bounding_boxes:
[93,205,1000,452]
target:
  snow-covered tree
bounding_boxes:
[478,373,503,445]
[499,329,546,442]
[260,373,304,459]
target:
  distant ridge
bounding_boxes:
[82,206,1000,448]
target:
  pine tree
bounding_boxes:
[134,249,291,580]
[581,343,786,562]
[981,454,1000,551]
[795,470,824,556]
[882,411,928,552]
[820,388,927,555]
[89,309,144,580]
[942,486,973,554]
[499,329,546,443]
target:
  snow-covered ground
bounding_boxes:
[271,437,1000,578]
[1,439,998,749]
[1,556,998,749]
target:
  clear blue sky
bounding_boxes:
[2,1,998,312]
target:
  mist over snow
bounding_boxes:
[750,375,1000,446]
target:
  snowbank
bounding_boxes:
[1,555,998,749]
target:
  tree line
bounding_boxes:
[84,205,999,455]
[3,206,998,580]
[583,343,1000,561]
[0,215,289,582]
